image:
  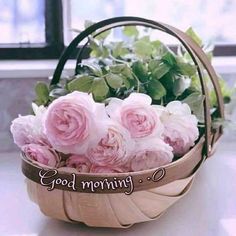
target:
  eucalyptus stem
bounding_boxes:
[108,54,129,65]
[131,71,141,93]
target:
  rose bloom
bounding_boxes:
[22,144,60,168]
[66,154,91,173]
[87,121,135,167]
[10,104,49,148]
[44,91,108,154]
[155,101,199,157]
[90,165,127,173]
[106,93,163,139]
[129,138,173,172]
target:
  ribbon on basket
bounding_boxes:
[22,137,205,194]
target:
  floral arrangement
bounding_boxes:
[10,24,234,173]
[11,91,198,173]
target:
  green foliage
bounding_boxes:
[132,61,149,82]
[182,92,205,122]
[146,79,166,100]
[36,23,234,130]
[151,62,170,80]
[134,39,153,58]
[49,88,68,98]
[173,76,191,97]
[210,76,235,106]
[186,27,202,46]
[34,82,49,105]
[91,77,109,101]
[68,75,94,92]
[123,26,139,38]
[105,73,124,89]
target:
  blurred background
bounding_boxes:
[1,0,236,44]
[0,0,235,152]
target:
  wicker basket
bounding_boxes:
[21,17,224,228]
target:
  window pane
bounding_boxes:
[0,0,45,44]
[69,0,236,44]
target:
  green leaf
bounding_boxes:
[182,92,205,122]
[139,36,150,42]
[35,82,49,105]
[176,59,197,76]
[109,64,127,74]
[146,79,166,100]
[161,52,177,66]
[109,64,134,79]
[105,73,123,89]
[89,38,109,58]
[151,40,168,56]
[80,61,103,77]
[132,61,149,82]
[134,40,153,58]
[68,75,94,92]
[96,30,111,40]
[152,63,170,80]
[148,59,162,71]
[49,88,68,98]
[112,42,129,58]
[91,77,109,101]
[123,26,139,37]
[159,73,175,92]
[173,76,191,96]
[186,27,202,46]
[209,76,235,106]
[121,65,134,79]
[84,20,95,29]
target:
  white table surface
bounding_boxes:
[0,133,236,236]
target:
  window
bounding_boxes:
[0,0,64,59]
[0,0,235,59]
[0,0,45,44]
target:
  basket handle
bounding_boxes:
[51,16,224,157]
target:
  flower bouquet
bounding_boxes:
[10,17,232,228]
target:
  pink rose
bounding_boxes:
[90,165,127,173]
[66,154,91,173]
[87,122,134,167]
[155,101,199,156]
[106,93,163,139]
[44,91,108,154]
[22,144,60,167]
[10,104,49,148]
[130,138,173,172]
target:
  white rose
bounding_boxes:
[155,101,199,157]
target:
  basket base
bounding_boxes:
[26,174,195,228]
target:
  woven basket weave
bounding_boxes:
[21,16,224,228]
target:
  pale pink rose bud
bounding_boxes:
[10,104,49,148]
[130,138,173,172]
[106,93,163,139]
[87,121,135,167]
[44,91,108,154]
[22,144,60,168]
[155,101,199,157]
[66,154,91,173]
[90,165,127,173]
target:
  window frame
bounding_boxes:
[0,0,236,60]
[0,0,64,60]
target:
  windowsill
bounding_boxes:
[0,57,236,79]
